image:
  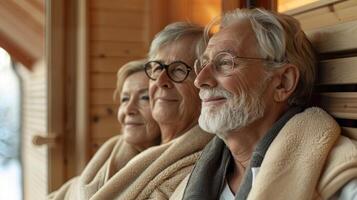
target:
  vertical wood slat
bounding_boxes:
[21,61,48,200]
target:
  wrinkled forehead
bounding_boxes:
[204,20,260,58]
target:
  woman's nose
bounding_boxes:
[124,99,138,115]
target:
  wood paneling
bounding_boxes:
[342,127,357,140]
[91,10,147,29]
[91,89,115,105]
[90,0,149,12]
[317,92,357,120]
[90,41,147,57]
[307,20,357,53]
[318,57,357,85]
[0,0,44,68]
[91,73,117,89]
[290,0,357,31]
[91,27,145,42]
[88,0,151,157]
[91,57,141,73]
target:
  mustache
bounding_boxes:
[199,87,233,99]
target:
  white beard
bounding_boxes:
[198,82,267,139]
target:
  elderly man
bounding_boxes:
[171,8,357,200]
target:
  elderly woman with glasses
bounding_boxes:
[89,22,213,200]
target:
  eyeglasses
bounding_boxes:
[194,52,267,76]
[144,61,192,83]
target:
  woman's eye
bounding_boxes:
[121,97,129,103]
[141,95,149,101]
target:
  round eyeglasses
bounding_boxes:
[144,61,192,83]
[194,52,267,76]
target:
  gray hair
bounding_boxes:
[148,22,205,61]
[218,8,317,106]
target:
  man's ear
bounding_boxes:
[273,64,300,103]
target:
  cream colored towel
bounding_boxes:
[170,107,357,200]
[90,125,213,200]
[48,135,140,200]
[246,107,349,200]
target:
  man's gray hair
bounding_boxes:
[220,8,317,106]
[148,22,205,60]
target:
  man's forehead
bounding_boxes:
[204,20,258,57]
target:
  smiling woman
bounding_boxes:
[48,59,161,199]
[117,66,160,151]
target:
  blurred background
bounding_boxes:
[1,0,356,199]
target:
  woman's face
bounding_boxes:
[118,71,160,150]
[149,38,201,133]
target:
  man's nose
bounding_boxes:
[194,63,217,89]
[156,70,174,89]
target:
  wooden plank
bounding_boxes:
[90,0,149,12]
[91,105,118,118]
[90,27,145,42]
[342,127,357,140]
[91,56,144,73]
[91,89,116,105]
[308,20,357,53]
[91,73,117,89]
[282,0,339,14]
[317,92,357,120]
[76,0,90,171]
[318,57,357,85]
[90,10,147,29]
[90,41,147,57]
[292,0,357,31]
[91,117,121,139]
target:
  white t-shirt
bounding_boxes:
[219,182,235,200]
[219,167,357,200]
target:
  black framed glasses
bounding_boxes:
[194,52,267,76]
[144,61,192,83]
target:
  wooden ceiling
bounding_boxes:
[0,0,44,68]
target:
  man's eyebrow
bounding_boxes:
[201,49,236,59]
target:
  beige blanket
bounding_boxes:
[170,107,357,200]
[48,135,140,200]
[90,125,213,200]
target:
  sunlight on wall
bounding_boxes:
[278,0,320,12]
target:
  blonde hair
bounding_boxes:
[113,59,147,102]
[209,8,317,106]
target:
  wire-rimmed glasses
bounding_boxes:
[194,51,267,76]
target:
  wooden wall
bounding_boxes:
[20,59,48,200]
[88,0,151,155]
[286,0,357,150]
[286,0,357,31]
